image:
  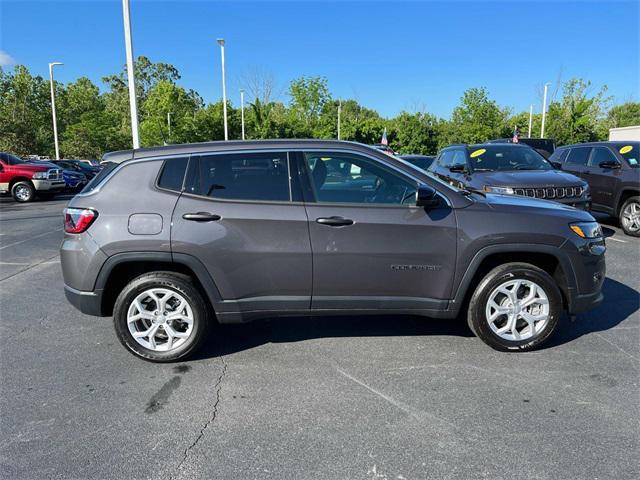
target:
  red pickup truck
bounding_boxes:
[0,152,65,202]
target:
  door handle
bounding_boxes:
[316,216,354,227]
[182,212,221,222]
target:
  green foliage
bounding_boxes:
[545,79,611,145]
[445,87,510,145]
[607,102,640,129]
[0,61,632,159]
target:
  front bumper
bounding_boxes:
[555,197,591,211]
[562,237,606,315]
[32,179,65,192]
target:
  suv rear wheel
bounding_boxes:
[467,263,562,351]
[619,196,640,237]
[11,181,35,202]
[113,272,209,362]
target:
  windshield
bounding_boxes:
[0,152,26,165]
[618,143,639,168]
[467,145,552,172]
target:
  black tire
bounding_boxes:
[619,196,640,237]
[467,263,562,352]
[37,192,57,201]
[113,272,210,362]
[11,181,35,202]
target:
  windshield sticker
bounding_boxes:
[629,158,638,165]
[470,149,486,158]
[620,145,633,154]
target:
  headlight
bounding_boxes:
[581,184,591,197]
[483,185,514,195]
[32,172,48,179]
[570,222,602,239]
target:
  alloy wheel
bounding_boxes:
[127,288,194,352]
[621,201,640,233]
[485,279,550,341]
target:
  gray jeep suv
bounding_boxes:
[61,140,605,362]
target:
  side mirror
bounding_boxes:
[599,160,621,169]
[550,161,562,169]
[449,164,466,173]
[416,184,441,208]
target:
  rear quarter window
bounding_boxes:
[157,157,189,192]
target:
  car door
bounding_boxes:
[586,146,622,210]
[298,150,457,312]
[171,150,312,317]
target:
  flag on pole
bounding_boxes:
[381,128,388,146]
[512,126,520,143]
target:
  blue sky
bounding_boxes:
[1,0,638,118]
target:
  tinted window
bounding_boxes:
[468,145,551,171]
[437,150,455,168]
[588,147,618,167]
[566,147,591,166]
[185,151,290,201]
[0,152,26,165]
[451,150,467,167]
[158,157,188,192]
[303,152,416,205]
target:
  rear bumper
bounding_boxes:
[64,285,104,316]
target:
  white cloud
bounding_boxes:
[0,50,16,66]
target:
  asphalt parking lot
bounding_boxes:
[0,196,638,480]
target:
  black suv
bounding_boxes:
[549,142,640,236]
[428,143,591,210]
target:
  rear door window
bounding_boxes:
[566,147,591,166]
[185,151,291,202]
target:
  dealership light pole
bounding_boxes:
[527,104,533,138]
[48,62,63,160]
[167,112,172,140]
[540,82,551,139]
[217,38,228,141]
[337,100,342,140]
[122,0,140,149]
[240,89,245,140]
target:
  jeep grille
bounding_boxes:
[512,186,583,200]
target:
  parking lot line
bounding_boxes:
[0,228,62,250]
[607,237,627,243]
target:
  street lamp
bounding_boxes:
[527,104,533,138]
[337,100,342,140]
[240,89,245,140]
[217,38,228,141]
[48,62,63,160]
[122,0,140,149]
[540,82,551,139]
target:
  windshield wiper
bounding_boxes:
[460,187,486,197]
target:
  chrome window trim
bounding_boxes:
[77,147,454,207]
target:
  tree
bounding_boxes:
[288,76,331,131]
[607,102,640,129]
[389,111,442,155]
[545,79,611,145]
[445,87,510,145]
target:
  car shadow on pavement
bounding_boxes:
[193,277,638,360]
[194,312,474,360]
[544,276,639,349]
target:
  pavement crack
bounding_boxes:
[171,357,227,480]
[0,254,60,283]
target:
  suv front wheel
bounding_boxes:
[113,272,209,362]
[468,263,562,352]
[619,196,640,237]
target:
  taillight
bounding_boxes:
[64,208,98,234]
